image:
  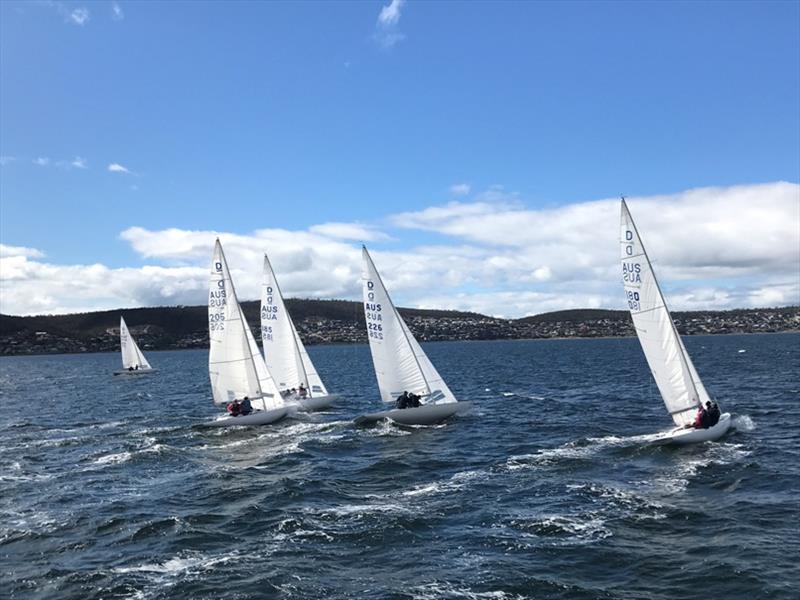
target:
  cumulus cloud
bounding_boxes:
[33,157,51,166]
[108,162,131,174]
[111,2,124,21]
[71,156,87,169]
[374,0,406,48]
[0,156,15,166]
[1,182,797,317]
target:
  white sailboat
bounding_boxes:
[620,199,731,444]
[113,316,156,375]
[260,254,339,411]
[203,239,288,427]
[354,246,471,426]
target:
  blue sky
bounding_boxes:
[0,1,798,316]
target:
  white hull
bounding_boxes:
[354,401,471,426]
[200,407,289,428]
[113,368,158,376]
[288,394,339,412]
[653,412,732,445]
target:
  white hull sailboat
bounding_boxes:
[355,246,471,426]
[260,254,340,412]
[621,199,731,445]
[202,239,288,428]
[113,316,156,376]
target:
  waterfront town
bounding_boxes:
[1,302,797,356]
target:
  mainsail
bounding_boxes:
[260,254,328,396]
[208,240,282,412]
[620,200,707,426]
[361,246,456,405]
[119,316,151,370]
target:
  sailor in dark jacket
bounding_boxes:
[706,401,721,427]
[396,391,410,409]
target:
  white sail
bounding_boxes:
[208,240,282,412]
[119,316,152,370]
[260,255,328,396]
[620,200,701,427]
[361,246,456,405]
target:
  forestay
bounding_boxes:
[208,240,282,412]
[120,316,151,370]
[361,246,456,405]
[620,200,705,427]
[260,254,328,396]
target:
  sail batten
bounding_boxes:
[620,201,701,426]
[361,247,456,405]
[208,240,282,411]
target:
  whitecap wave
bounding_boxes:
[112,550,241,575]
[732,414,756,431]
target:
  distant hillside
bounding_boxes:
[0,299,485,338]
[518,309,628,324]
[1,300,797,356]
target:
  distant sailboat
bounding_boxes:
[260,254,340,411]
[113,316,156,375]
[620,199,731,444]
[354,246,471,425]
[203,239,288,427]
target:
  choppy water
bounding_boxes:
[1,333,798,599]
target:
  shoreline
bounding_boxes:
[2,329,797,359]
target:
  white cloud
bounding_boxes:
[0,244,45,259]
[374,0,406,49]
[37,2,91,26]
[450,183,471,196]
[71,156,87,169]
[378,0,404,26]
[33,157,51,166]
[68,7,89,26]
[0,156,15,166]
[108,162,131,174]
[309,222,389,241]
[1,182,797,317]
[111,2,123,21]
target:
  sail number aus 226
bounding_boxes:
[365,281,384,340]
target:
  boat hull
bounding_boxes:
[354,401,472,426]
[200,407,289,428]
[654,412,732,445]
[291,394,339,412]
[113,369,158,376]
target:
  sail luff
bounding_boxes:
[208,239,282,410]
[362,246,436,403]
[620,200,702,426]
[261,254,308,391]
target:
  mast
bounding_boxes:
[217,240,267,412]
[263,254,310,393]
[363,246,432,396]
[622,199,701,410]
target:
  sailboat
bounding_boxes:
[203,239,288,427]
[620,199,731,444]
[113,316,156,375]
[354,246,471,426]
[260,254,340,411]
